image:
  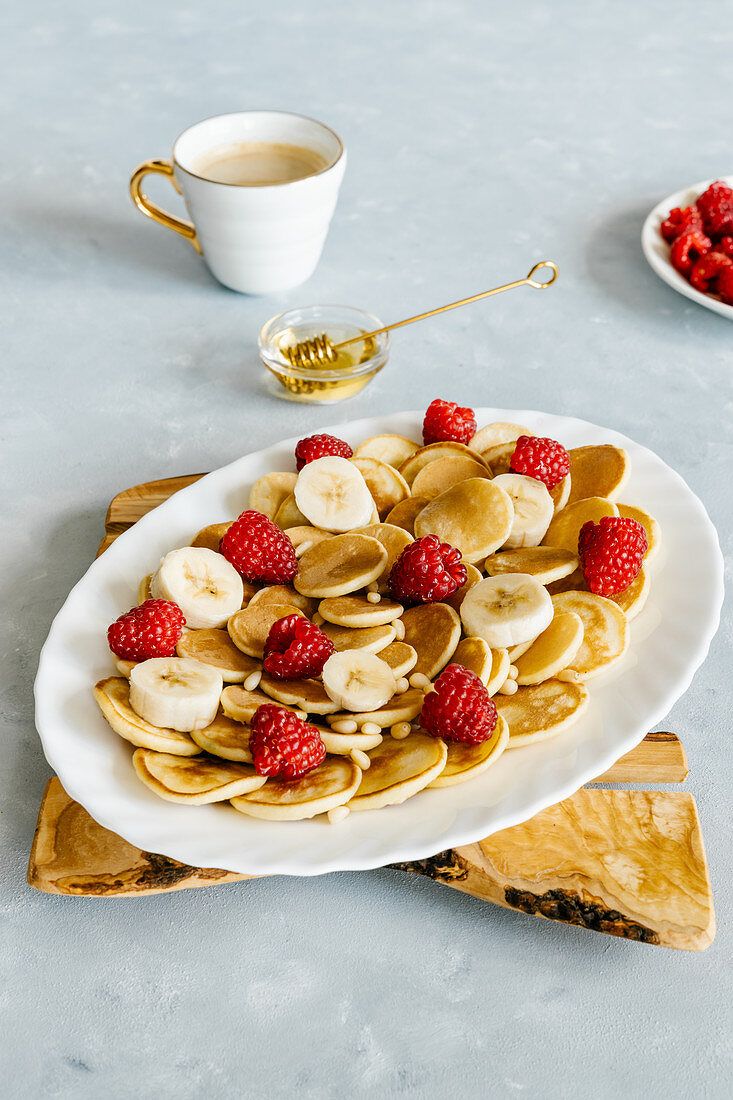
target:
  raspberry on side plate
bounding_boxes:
[695,180,733,241]
[263,613,334,680]
[689,252,733,294]
[420,664,498,744]
[670,229,712,277]
[422,399,477,446]
[510,435,570,490]
[295,433,353,471]
[718,265,733,307]
[107,599,186,662]
[250,704,326,779]
[578,516,647,597]
[389,535,467,606]
[660,205,703,244]
[719,236,733,259]
[220,509,298,584]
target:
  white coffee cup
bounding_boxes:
[130,111,346,294]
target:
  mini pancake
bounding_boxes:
[248,471,298,519]
[478,442,515,474]
[444,563,483,612]
[259,672,341,714]
[507,639,533,661]
[320,621,396,654]
[399,442,488,486]
[352,434,419,469]
[400,602,462,678]
[190,522,232,552]
[414,479,514,564]
[497,680,589,746]
[484,546,579,585]
[114,656,137,678]
[350,457,410,519]
[485,647,511,695]
[542,497,619,553]
[545,566,588,596]
[410,455,492,501]
[318,594,404,628]
[231,758,361,820]
[283,525,333,552]
[348,734,447,810]
[617,504,661,566]
[327,688,425,728]
[294,534,387,598]
[549,475,571,514]
[176,628,261,681]
[567,445,630,504]
[378,641,418,678]
[469,422,533,453]
[428,715,509,788]
[514,611,584,685]
[137,574,153,604]
[352,523,413,591]
[227,601,304,659]
[452,636,494,685]
[190,712,253,762]
[551,591,629,680]
[221,684,278,723]
[274,492,310,529]
[247,584,317,616]
[608,567,650,621]
[94,677,201,755]
[384,497,428,535]
[317,725,383,754]
[132,748,265,804]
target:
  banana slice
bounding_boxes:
[484,546,579,585]
[460,574,554,649]
[567,445,630,504]
[428,715,509,787]
[227,601,304,659]
[410,455,492,501]
[348,734,447,811]
[318,595,403,628]
[322,650,397,712]
[617,504,661,566]
[399,442,488,486]
[294,534,387,598]
[129,657,224,732]
[491,473,554,548]
[351,457,410,519]
[469,422,533,453]
[321,621,396,654]
[352,434,419,469]
[190,522,232,552]
[551,591,628,680]
[150,547,244,629]
[385,497,429,535]
[190,712,253,762]
[514,611,584,685]
[378,641,418,678]
[497,680,589,746]
[542,497,619,553]
[400,602,461,678]
[132,748,265,804]
[231,758,361,821]
[176,628,260,681]
[414,479,514,563]
[444,563,483,613]
[294,455,375,532]
[248,471,297,519]
[93,677,201,755]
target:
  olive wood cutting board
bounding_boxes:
[27,474,715,951]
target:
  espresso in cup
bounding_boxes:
[192,141,330,186]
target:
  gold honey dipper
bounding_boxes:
[281,260,558,369]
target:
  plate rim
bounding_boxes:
[34,408,725,875]
[641,174,733,320]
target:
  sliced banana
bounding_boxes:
[176,628,260,682]
[352,434,419,468]
[294,455,375,532]
[491,473,554,548]
[231,758,361,821]
[460,574,554,650]
[132,748,265,804]
[484,546,579,585]
[322,650,397,712]
[93,677,201,755]
[129,657,224,733]
[348,734,447,811]
[514,611,584,685]
[400,602,461,679]
[428,715,509,788]
[414,479,514,564]
[150,547,244,629]
[248,471,297,519]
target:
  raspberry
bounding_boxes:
[718,265,733,306]
[689,251,733,294]
[669,229,712,277]
[295,433,353,472]
[107,599,185,662]
[389,535,467,606]
[510,435,570,490]
[220,510,298,584]
[263,613,334,680]
[696,181,733,240]
[422,399,477,446]
[719,236,733,259]
[250,704,326,779]
[660,205,702,244]
[578,517,647,597]
[419,664,498,744]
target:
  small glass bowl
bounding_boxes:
[259,304,390,403]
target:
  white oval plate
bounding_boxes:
[35,409,723,876]
[641,174,733,320]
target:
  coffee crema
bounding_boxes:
[191,141,330,186]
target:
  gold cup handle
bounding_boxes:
[129,159,202,253]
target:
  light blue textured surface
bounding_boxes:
[1,2,731,1097]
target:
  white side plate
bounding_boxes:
[34,409,724,876]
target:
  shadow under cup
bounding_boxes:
[136,111,346,294]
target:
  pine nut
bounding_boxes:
[366,591,382,604]
[391,722,412,740]
[394,677,409,694]
[508,664,519,680]
[244,670,262,692]
[331,719,358,734]
[498,678,518,695]
[409,672,431,692]
[351,749,371,770]
[361,721,381,736]
[312,612,325,626]
[367,581,380,593]
[327,806,350,825]
[394,618,405,640]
